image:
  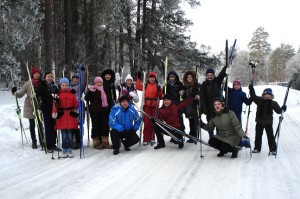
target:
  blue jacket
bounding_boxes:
[109,104,142,132]
[227,87,251,123]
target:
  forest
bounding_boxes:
[1,0,300,89]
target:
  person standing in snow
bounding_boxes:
[199,98,245,158]
[248,85,287,155]
[11,66,44,149]
[227,78,252,124]
[84,76,113,150]
[200,65,227,138]
[136,71,163,146]
[182,70,200,143]
[109,96,142,155]
[116,74,139,104]
[153,93,195,150]
[52,78,78,158]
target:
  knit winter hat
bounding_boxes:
[213,97,225,106]
[31,66,41,77]
[233,78,241,86]
[206,68,215,75]
[125,74,133,82]
[59,77,69,85]
[94,76,103,84]
[148,72,157,78]
[263,88,273,96]
[119,95,129,103]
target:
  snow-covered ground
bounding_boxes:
[0,85,300,199]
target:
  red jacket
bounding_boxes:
[158,96,194,129]
[52,88,79,130]
[136,78,163,107]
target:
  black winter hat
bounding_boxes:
[163,93,173,101]
[206,68,215,75]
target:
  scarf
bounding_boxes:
[89,85,108,107]
[32,78,41,89]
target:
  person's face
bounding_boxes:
[126,79,133,86]
[45,74,54,83]
[105,74,111,81]
[121,100,129,108]
[214,101,223,112]
[233,83,241,90]
[206,73,214,81]
[263,93,272,100]
[95,81,103,87]
[72,77,79,83]
[33,72,40,80]
[169,75,176,83]
[61,83,69,90]
[148,76,156,83]
[187,75,193,83]
[163,99,172,107]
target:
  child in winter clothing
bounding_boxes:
[116,74,139,103]
[109,96,142,155]
[182,70,200,143]
[136,72,163,145]
[153,93,195,149]
[200,98,245,158]
[200,66,227,138]
[165,71,185,103]
[85,76,113,149]
[227,78,252,123]
[52,78,78,158]
[69,66,86,149]
[249,85,287,155]
[36,72,59,152]
[11,66,44,149]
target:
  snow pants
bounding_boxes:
[209,137,234,154]
[254,123,276,152]
[142,106,157,142]
[110,129,140,150]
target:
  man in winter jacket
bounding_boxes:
[200,98,245,158]
[249,85,287,155]
[109,96,142,155]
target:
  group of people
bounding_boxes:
[11,64,287,158]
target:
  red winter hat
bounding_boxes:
[148,72,157,78]
[31,66,41,77]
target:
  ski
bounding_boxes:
[196,64,204,157]
[138,71,146,146]
[225,39,237,106]
[86,64,90,147]
[15,95,28,147]
[78,63,85,158]
[26,63,47,153]
[271,80,293,158]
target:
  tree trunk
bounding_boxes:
[44,0,55,73]
[64,0,72,67]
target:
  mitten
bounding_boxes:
[137,71,142,80]
[115,73,121,87]
[179,90,185,96]
[71,89,76,94]
[52,112,58,119]
[70,110,79,118]
[11,87,17,95]
[57,112,64,119]
[248,84,254,90]
[281,105,287,112]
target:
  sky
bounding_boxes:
[184,0,300,53]
[0,85,300,199]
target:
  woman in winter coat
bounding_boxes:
[52,78,78,158]
[11,66,44,149]
[182,70,200,143]
[249,85,286,155]
[136,72,163,145]
[154,94,195,150]
[116,74,139,103]
[200,98,245,158]
[109,96,142,155]
[101,68,117,106]
[165,71,185,103]
[36,72,59,152]
[85,76,113,149]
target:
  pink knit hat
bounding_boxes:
[94,76,103,84]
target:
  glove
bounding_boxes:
[248,84,254,90]
[129,128,136,134]
[30,93,36,99]
[11,87,17,95]
[115,72,121,87]
[194,95,200,100]
[137,71,142,79]
[281,105,287,112]
[53,96,59,103]
[150,118,156,124]
[70,110,79,118]
[71,89,76,94]
[52,112,58,119]
[179,90,185,96]
[199,119,205,127]
[57,112,64,119]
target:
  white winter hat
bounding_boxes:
[125,74,133,82]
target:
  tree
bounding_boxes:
[248,26,271,83]
[268,44,295,82]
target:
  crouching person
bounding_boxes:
[109,96,142,155]
[199,98,245,158]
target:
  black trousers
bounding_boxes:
[254,123,276,151]
[29,119,44,146]
[43,113,57,150]
[90,110,110,138]
[154,125,183,146]
[208,137,234,154]
[110,129,140,150]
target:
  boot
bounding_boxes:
[231,147,238,158]
[101,136,113,149]
[32,141,38,149]
[93,137,103,150]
